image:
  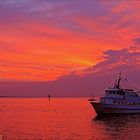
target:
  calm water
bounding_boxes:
[0,98,139,140]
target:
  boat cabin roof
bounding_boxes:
[105,88,139,96]
[106,88,134,92]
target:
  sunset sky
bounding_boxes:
[0,0,140,81]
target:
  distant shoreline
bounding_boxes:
[0,96,89,98]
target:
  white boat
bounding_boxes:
[89,74,140,115]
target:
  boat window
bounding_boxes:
[118,92,121,95]
[106,91,110,95]
[127,102,130,105]
[130,102,133,105]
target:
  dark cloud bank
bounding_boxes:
[0,48,140,97]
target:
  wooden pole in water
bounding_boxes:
[48,95,51,101]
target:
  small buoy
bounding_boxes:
[48,95,51,101]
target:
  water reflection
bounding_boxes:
[92,114,140,139]
[0,98,139,140]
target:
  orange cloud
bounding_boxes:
[0,1,140,81]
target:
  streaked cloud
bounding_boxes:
[0,0,140,81]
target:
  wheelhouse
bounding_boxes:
[105,89,125,96]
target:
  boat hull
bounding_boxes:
[90,101,140,115]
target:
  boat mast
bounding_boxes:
[115,73,122,89]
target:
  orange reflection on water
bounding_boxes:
[0,98,139,140]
